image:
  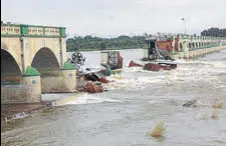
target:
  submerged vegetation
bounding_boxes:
[199,100,223,120]
[148,121,166,137]
[212,102,223,109]
[211,108,218,119]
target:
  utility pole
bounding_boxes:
[181,18,186,35]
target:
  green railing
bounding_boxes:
[1,23,66,38]
[179,35,226,41]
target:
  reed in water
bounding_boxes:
[149,121,166,137]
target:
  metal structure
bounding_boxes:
[68,52,86,65]
[101,51,123,70]
[144,36,172,60]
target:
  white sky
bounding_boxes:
[1,0,226,37]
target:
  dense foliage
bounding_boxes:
[66,35,146,51]
[201,28,226,37]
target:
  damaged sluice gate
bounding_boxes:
[129,36,177,71]
[68,36,178,94]
[68,50,123,93]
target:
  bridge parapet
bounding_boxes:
[178,35,226,41]
[1,23,66,38]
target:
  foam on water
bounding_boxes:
[210,61,226,68]
[106,73,166,91]
[171,59,226,80]
[122,66,144,72]
[113,60,225,90]
[93,51,226,93]
[64,93,122,105]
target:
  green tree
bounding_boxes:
[100,42,107,50]
[66,35,146,52]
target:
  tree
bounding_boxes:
[66,35,146,51]
[100,42,107,50]
[201,27,226,37]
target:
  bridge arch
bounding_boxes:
[1,49,22,76]
[1,49,22,84]
[31,47,60,72]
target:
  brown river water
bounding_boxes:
[1,49,226,146]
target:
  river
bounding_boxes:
[1,49,226,146]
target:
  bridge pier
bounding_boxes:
[61,69,77,92]
[189,50,194,58]
[178,52,185,59]
[1,65,77,105]
[40,69,77,93]
[39,62,77,93]
[1,67,42,104]
[22,75,42,102]
[21,67,42,103]
[184,51,189,59]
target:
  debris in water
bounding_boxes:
[110,75,124,80]
[84,81,104,93]
[211,108,218,119]
[200,113,209,120]
[212,103,223,109]
[149,121,166,137]
[182,99,197,107]
[128,61,143,67]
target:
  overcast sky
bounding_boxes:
[1,0,226,37]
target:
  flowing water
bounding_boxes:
[1,49,226,146]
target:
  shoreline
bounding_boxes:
[1,101,52,124]
[1,92,81,124]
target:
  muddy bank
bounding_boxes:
[1,102,52,124]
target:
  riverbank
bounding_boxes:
[1,102,52,124]
[1,92,82,124]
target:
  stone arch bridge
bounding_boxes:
[1,23,76,104]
